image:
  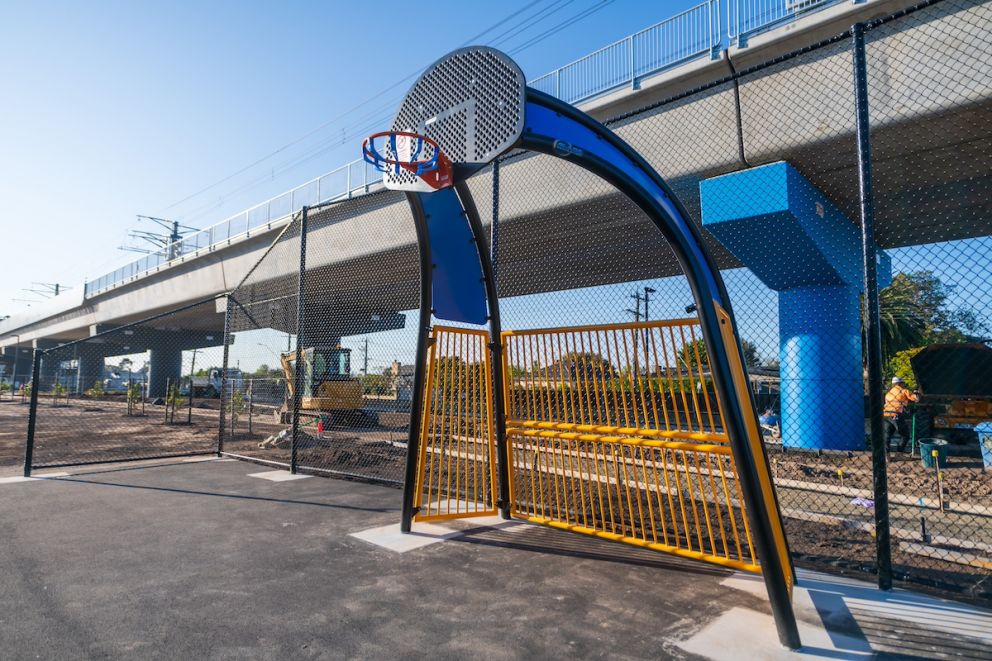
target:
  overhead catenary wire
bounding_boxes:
[165,0,619,224]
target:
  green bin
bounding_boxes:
[919,438,948,469]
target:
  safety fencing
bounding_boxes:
[503,320,760,573]
[17,0,991,608]
[413,326,498,521]
[21,297,225,471]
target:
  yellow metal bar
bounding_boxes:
[693,451,717,556]
[417,509,500,523]
[704,452,730,559]
[523,516,763,574]
[505,427,732,455]
[414,330,437,508]
[647,328,673,431]
[507,420,727,444]
[715,303,791,590]
[502,318,701,337]
[689,324,719,433]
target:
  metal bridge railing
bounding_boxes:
[84,0,850,300]
[728,0,846,46]
[530,0,722,102]
[83,158,382,298]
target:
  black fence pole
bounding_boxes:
[400,193,434,533]
[460,180,511,519]
[218,295,231,455]
[22,350,42,477]
[853,21,892,591]
[290,207,309,474]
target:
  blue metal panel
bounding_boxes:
[418,188,489,325]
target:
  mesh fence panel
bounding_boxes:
[27,297,225,469]
[222,192,420,485]
[295,191,419,484]
[484,0,991,602]
[221,214,303,468]
[863,1,992,598]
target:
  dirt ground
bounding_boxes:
[222,408,409,485]
[768,446,991,503]
[0,399,30,470]
[0,396,217,470]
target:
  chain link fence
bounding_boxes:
[220,191,420,485]
[16,0,989,607]
[23,297,226,470]
[487,0,989,603]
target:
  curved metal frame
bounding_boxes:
[399,87,800,650]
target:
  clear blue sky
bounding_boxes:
[0,0,703,313]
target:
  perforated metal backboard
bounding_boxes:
[384,47,526,191]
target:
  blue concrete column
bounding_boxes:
[148,348,183,398]
[701,162,889,451]
[779,286,865,450]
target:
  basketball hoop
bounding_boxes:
[362,131,453,192]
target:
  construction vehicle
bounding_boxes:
[908,341,992,446]
[277,346,378,427]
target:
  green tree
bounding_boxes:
[548,352,614,380]
[680,338,760,370]
[886,346,924,390]
[872,271,987,363]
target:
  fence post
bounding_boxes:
[22,350,42,477]
[218,294,231,455]
[852,21,892,592]
[290,207,309,474]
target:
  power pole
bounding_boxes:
[643,287,656,322]
[362,338,369,375]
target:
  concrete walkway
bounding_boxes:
[1,458,989,659]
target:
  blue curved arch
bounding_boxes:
[399,88,801,651]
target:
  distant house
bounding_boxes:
[389,361,416,401]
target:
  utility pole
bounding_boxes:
[362,338,369,375]
[643,287,656,321]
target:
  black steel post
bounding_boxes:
[187,350,196,424]
[458,181,511,519]
[218,295,232,455]
[290,207,309,474]
[853,22,892,591]
[400,193,434,533]
[22,350,42,477]
[490,159,500,281]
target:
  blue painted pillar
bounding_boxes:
[779,286,864,450]
[701,162,889,451]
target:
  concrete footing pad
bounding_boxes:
[350,507,523,553]
[246,470,312,482]
[678,568,992,659]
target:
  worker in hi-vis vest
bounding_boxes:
[884,376,919,451]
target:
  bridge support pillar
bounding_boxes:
[701,162,891,451]
[148,348,183,398]
[76,347,106,395]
